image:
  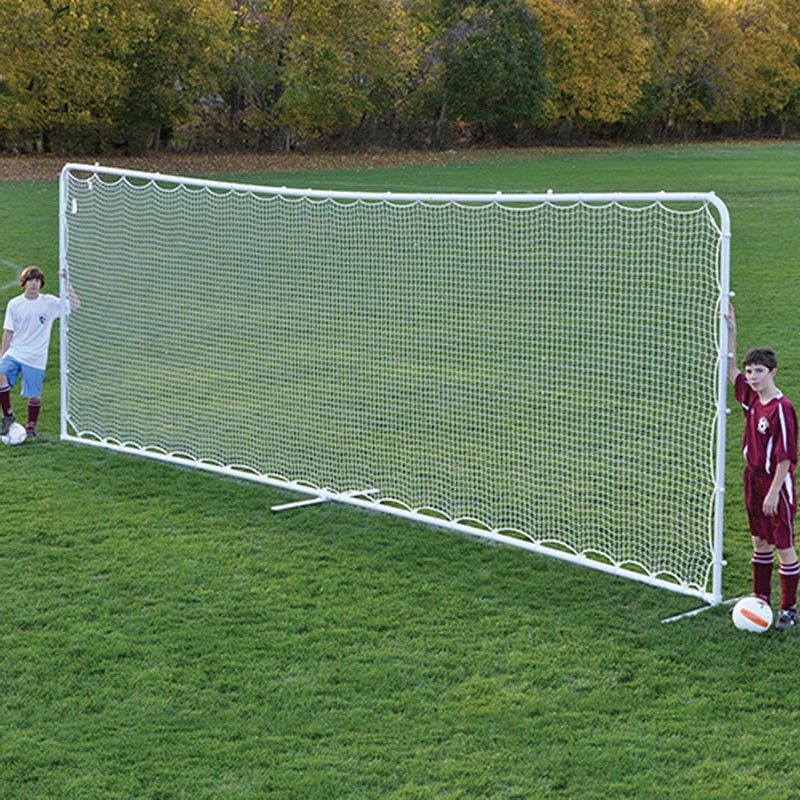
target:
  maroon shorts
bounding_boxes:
[744,466,796,549]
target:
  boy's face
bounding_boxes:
[744,363,777,394]
[23,276,42,298]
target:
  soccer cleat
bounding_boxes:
[0,413,14,436]
[775,609,799,631]
[25,427,37,442]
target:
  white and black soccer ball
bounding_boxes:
[1,422,27,446]
[731,596,773,633]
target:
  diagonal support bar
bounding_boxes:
[270,496,330,512]
[271,488,379,513]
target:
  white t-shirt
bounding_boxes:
[3,293,64,369]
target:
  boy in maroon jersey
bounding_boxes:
[726,303,799,630]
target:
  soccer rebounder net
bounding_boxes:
[59,164,731,604]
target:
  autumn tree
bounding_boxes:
[266,0,418,148]
[4,0,800,153]
[642,0,745,138]
[530,0,652,136]
[218,0,289,149]
[0,0,130,151]
[435,0,547,142]
[727,0,800,133]
[107,0,233,152]
[0,0,232,153]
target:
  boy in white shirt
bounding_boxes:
[0,266,80,441]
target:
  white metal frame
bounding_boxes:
[58,163,731,605]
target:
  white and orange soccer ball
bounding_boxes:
[731,596,773,633]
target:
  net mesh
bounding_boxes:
[62,169,725,595]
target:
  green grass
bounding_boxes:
[2,143,800,799]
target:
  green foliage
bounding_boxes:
[3,143,800,798]
[0,0,129,152]
[0,0,232,154]
[218,1,287,150]
[3,0,800,151]
[108,0,234,154]
[646,0,741,134]
[207,0,420,150]
[439,0,547,138]
[731,0,800,127]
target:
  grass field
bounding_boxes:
[2,143,800,799]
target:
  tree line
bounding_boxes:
[1,0,799,155]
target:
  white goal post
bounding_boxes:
[59,163,731,604]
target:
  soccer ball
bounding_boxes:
[1,422,27,446]
[731,596,773,633]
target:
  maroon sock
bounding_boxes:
[0,386,11,416]
[779,561,800,611]
[752,551,774,603]
[27,398,42,429]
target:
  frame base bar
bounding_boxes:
[661,595,739,624]
[59,435,722,604]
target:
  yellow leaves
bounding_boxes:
[529,0,800,128]
[730,0,800,118]
[646,0,800,123]
[0,0,235,148]
[4,0,800,150]
[271,0,419,138]
[529,0,652,125]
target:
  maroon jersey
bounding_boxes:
[735,372,798,477]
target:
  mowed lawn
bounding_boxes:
[2,143,800,800]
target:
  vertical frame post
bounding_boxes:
[58,167,69,441]
[712,194,732,605]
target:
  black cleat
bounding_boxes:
[776,609,799,631]
[0,413,15,436]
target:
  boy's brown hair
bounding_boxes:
[743,348,778,371]
[19,266,46,289]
